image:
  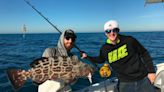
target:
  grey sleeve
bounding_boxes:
[42,48,56,57]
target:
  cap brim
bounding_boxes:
[65,34,77,38]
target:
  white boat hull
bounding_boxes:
[76,63,164,92]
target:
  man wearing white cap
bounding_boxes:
[82,20,156,92]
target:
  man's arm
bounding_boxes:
[81,48,105,64]
[132,38,155,73]
[132,37,155,83]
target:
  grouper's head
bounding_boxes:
[79,64,95,84]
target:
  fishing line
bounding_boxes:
[23,1,117,90]
[23,0,82,51]
[23,0,100,69]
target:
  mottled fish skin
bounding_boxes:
[7,56,94,90]
[30,56,93,84]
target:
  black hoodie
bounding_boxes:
[87,34,155,82]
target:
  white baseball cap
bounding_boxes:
[104,20,119,31]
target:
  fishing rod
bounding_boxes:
[24,0,61,34]
[23,1,107,87]
[23,0,101,70]
[24,0,100,70]
[23,0,82,52]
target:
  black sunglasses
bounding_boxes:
[65,36,76,42]
[105,28,119,34]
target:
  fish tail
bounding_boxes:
[6,69,27,90]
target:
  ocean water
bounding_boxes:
[0,32,164,92]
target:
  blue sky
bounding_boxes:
[0,0,164,33]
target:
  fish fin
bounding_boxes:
[6,69,26,90]
[87,73,92,84]
[30,57,47,67]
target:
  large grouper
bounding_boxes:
[7,55,94,90]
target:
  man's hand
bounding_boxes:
[148,73,156,84]
[80,51,87,59]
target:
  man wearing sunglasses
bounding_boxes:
[42,29,77,57]
[39,29,77,92]
[82,20,156,92]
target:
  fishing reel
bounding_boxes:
[99,63,111,78]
